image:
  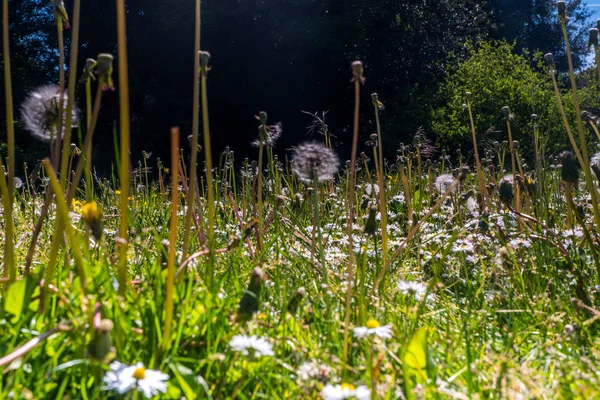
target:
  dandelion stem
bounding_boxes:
[466,98,488,211]
[160,128,180,357]
[313,173,327,283]
[343,61,363,367]
[559,15,600,228]
[2,0,15,283]
[116,0,132,296]
[182,0,202,261]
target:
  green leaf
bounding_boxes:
[403,327,427,371]
[5,280,27,323]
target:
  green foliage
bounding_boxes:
[432,41,553,155]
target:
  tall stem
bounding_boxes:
[466,98,488,210]
[312,174,327,283]
[372,98,387,268]
[200,60,215,288]
[2,0,15,282]
[116,0,132,296]
[559,16,600,227]
[343,62,363,366]
[181,0,202,261]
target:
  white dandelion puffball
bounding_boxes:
[21,85,79,142]
[291,141,340,184]
[434,173,455,194]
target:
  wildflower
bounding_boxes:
[508,237,532,250]
[103,361,169,398]
[81,201,103,240]
[321,383,370,400]
[434,174,455,194]
[398,280,427,300]
[353,319,393,339]
[291,142,340,184]
[20,85,79,142]
[296,361,332,383]
[229,335,274,358]
[364,183,379,197]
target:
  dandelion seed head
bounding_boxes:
[291,142,339,184]
[434,173,455,194]
[20,85,78,142]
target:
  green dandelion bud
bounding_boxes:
[364,206,378,236]
[79,58,97,85]
[589,28,599,48]
[499,177,514,204]
[557,1,566,17]
[351,60,365,83]
[51,0,70,29]
[560,151,579,184]
[199,51,211,75]
[87,319,113,361]
[96,54,115,91]
[501,106,510,119]
[238,267,267,323]
[286,287,306,317]
[544,53,556,69]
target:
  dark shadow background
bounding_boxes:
[0,0,591,177]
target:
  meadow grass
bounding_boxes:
[2,1,600,399]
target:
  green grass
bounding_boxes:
[1,145,600,399]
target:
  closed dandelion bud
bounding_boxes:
[286,287,306,317]
[465,91,471,100]
[199,51,211,75]
[544,53,556,69]
[81,201,103,240]
[187,134,202,152]
[51,0,70,29]
[70,143,81,156]
[370,133,378,141]
[351,60,365,83]
[372,93,385,110]
[557,1,566,17]
[591,152,600,182]
[360,194,370,210]
[597,18,600,30]
[87,319,113,360]
[96,54,115,91]
[238,267,267,322]
[531,114,538,122]
[364,206,378,236]
[458,166,469,182]
[79,58,97,85]
[499,177,514,204]
[589,28,599,48]
[501,106,510,119]
[160,239,170,269]
[582,111,595,122]
[559,151,579,184]
[512,141,519,151]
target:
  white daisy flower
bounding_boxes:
[296,361,331,382]
[398,280,427,300]
[321,383,371,400]
[229,335,274,358]
[353,319,393,339]
[102,361,169,398]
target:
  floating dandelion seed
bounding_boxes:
[20,85,79,142]
[252,122,283,147]
[102,361,169,398]
[291,141,339,184]
[321,383,371,400]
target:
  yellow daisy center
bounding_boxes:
[132,366,146,380]
[366,319,380,329]
[341,383,355,391]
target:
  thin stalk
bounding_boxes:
[372,99,388,264]
[58,0,81,192]
[52,15,65,170]
[256,136,265,254]
[466,98,488,210]
[117,0,132,296]
[589,120,600,143]
[343,61,363,367]
[200,56,215,288]
[42,159,86,293]
[505,119,522,228]
[559,16,600,227]
[160,128,180,358]
[2,0,15,282]
[312,174,327,282]
[182,0,202,261]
